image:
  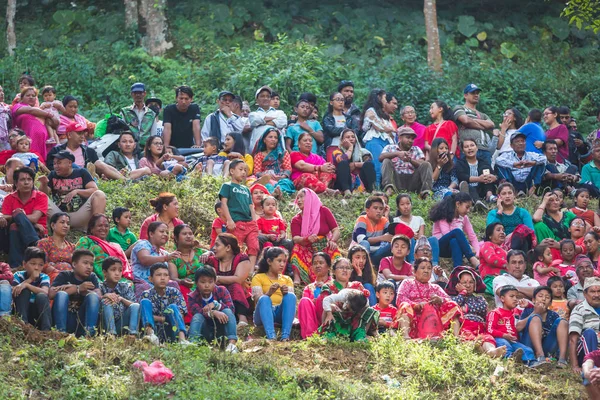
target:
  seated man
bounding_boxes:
[568,256,596,310]
[379,127,433,198]
[200,91,245,150]
[492,249,540,307]
[569,277,600,374]
[542,139,579,191]
[248,86,287,154]
[46,121,125,181]
[103,131,152,180]
[580,142,600,198]
[120,82,156,147]
[496,132,546,196]
[352,196,392,267]
[39,151,106,231]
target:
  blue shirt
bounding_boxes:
[286,120,323,154]
[131,240,167,283]
[12,271,50,303]
[518,122,546,154]
[520,308,560,338]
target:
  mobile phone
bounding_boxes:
[483,169,490,175]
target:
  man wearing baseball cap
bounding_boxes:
[247,85,287,153]
[378,126,433,198]
[200,91,245,149]
[569,276,600,373]
[121,82,156,146]
[496,132,547,196]
[453,83,496,164]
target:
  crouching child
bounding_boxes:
[320,288,379,342]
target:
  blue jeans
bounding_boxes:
[359,240,392,269]
[495,338,535,362]
[8,212,40,268]
[407,237,440,265]
[519,315,563,357]
[52,291,100,336]
[0,282,12,316]
[188,308,238,341]
[365,137,389,186]
[438,228,475,268]
[363,283,377,306]
[253,293,296,340]
[102,302,140,335]
[498,164,545,193]
[140,299,186,342]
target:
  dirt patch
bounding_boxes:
[0,317,69,345]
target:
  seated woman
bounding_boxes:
[455,138,497,203]
[533,191,577,257]
[252,127,295,196]
[37,212,74,283]
[104,131,152,180]
[395,257,462,339]
[297,252,333,339]
[131,221,181,298]
[430,192,480,269]
[478,223,508,295]
[429,138,458,200]
[139,192,184,242]
[486,182,536,252]
[331,129,376,195]
[585,231,600,269]
[251,247,296,341]
[168,224,211,323]
[75,213,132,281]
[348,245,377,306]
[322,92,360,161]
[204,233,253,327]
[290,188,342,285]
[139,135,185,179]
[290,133,338,195]
[220,132,254,177]
[446,266,506,358]
[58,95,95,142]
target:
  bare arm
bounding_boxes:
[162,123,172,147]
[136,249,167,266]
[217,260,251,285]
[456,114,494,130]
[193,119,201,147]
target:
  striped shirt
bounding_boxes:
[352,215,389,252]
[569,300,600,335]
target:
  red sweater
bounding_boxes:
[487,307,517,338]
[0,262,13,283]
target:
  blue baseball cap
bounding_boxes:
[463,83,482,94]
[131,82,146,92]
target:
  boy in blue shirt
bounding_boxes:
[12,247,51,331]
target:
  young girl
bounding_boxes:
[298,252,333,339]
[320,287,379,342]
[220,132,254,177]
[251,247,296,341]
[218,159,259,268]
[107,207,138,254]
[558,239,577,284]
[429,138,459,200]
[139,135,183,179]
[39,86,64,144]
[163,146,188,181]
[256,196,293,255]
[348,245,377,306]
[532,244,557,286]
[250,183,270,217]
[570,188,600,229]
[393,194,440,265]
[12,135,47,173]
[547,276,570,320]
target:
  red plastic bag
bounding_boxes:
[416,303,444,339]
[133,360,174,385]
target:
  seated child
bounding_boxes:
[12,135,47,173]
[210,201,226,248]
[373,281,398,333]
[0,262,13,316]
[188,266,238,353]
[11,247,51,331]
[191,137,228,177]
[487,285,536,366]
[320,288,379,342]
[140,263,190,345]
[100,257,139,336]
[218,159,259,267]
[163,146,188,181]
[517,286,569,368]
[557,239,577,284]
[532,244,557,286]
[379,235,412,289]
[107,207,138,255]
[570,188,600,229]
[39,85,63,144]
[352,196,392,267]
[582,349,600,399]
[547,276,570,320]
[50,249,101,337]
[256,195,293,254]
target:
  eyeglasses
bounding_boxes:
[332,97,344,102]
[543,112,553,116]
[336,267,353,271]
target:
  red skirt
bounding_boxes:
[460,319,495,346]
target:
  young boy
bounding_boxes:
[50,249,101,336]
[100,257,139,336]
[39,85,63,144]
[487,285,537,366]
[517,286,569,368]
[211,201,226,248]
[373,281,398,333]
[218,159,259,267]
[192,137,228,177]
[11,247,51,331]
[188,266,238,353]
[140,263,190,345]
[352,196,392,268]
[12,135,47,173]
[107,207,138,254]
[285,99,324,154]
[379,235,412,288]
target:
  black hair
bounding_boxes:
[260,195,277,207]
[429,192,473,223]
[13,167,35,187]
[484,222,504,242]
[365,196,384,210]
[376,281,395,293]
[312,252,332,267]
[224,132,246,155]
[528,108,542,123]
[72,248,94,264]
[348,245,375,286]
[271,91,280,99]
[574,188,591,202]
[506,249,526,263]
[62,95,78,108]
[232,95,243,109]
[101,256,122,272]
[413,257,432,272]
[203,137,218,148]
[542,139,558,153]
[175,85,193,98]
[147,221,166,238]
[361,89,388,124]
[499,285,518,297]
[295,98,311,108]
[547,275,571,293]
[508,108,524,129]
[19,74,35,86]
[337,80,354,92]
[23,246,45,263]
[530,243,549,264]
[299,92,317,105]
[49,211,69,227]
[395,193,412,217]
[429,138,453,172]
[461,138,478,150]
[194,265,217,283]
[216,233,241,255]
[229,159,246,172]
[41,85,56,95]
[432,100,453,121]
[586,231,600,242]
[119,130,137,142]
[327,92,343,114]
[385,92,397,103]
[346,290,368,313]
[87,213,109,236]
[150,263,169,276]
[533,286,553,300]
[391,234,411,248]
[214,200,222,214]
[257,246,288,274]
[545,106,561,124]
[560,239,576,252]
[144,135,165,161]
[173,224,192,246]
[332,257,351,271]
[111,207,130,225]
[558,106,570,115]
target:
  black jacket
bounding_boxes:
[322,109,361,149]
[455,155,492,184]
[46,143,99,171]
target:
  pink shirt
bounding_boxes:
[67,146,85,167]
[401,122,427,150]
[432,215,479,255]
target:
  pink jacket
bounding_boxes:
[432,215,480,255]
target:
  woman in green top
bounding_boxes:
[533,192,577,250]
[168,224,212,323]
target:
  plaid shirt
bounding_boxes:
[100,281,136,321]
[140,286,187,316]
[381,144,424,174]
[188,285,234,317]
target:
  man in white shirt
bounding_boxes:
[247,86,287,154]
[493,249,539,307]
[200,91,245,149]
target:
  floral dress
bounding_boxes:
[37,237,74,283]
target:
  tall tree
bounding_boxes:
[6,0,16,56]
[139,0,172,56]
[423,0,442,73]
[124,0,139,29]
[562,0,600,32]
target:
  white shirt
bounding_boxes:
[492,273,540,307]
[393,215,425,236]
[248,107,287,153]
[200,110,246,144]
[125,155,137,171]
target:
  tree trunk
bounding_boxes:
[124,0,139,29]
[423,0,442,73]
[6,0,16,56]
[139,0,172,56]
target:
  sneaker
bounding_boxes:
[237,321,249,329]
[225,343,239,354]
[144,333,160,346]
[459,181,469,194]
[178,339,193,346]
[529,358,552,371]
[510,348,524,363]
[474,200,489,212]
[557,359,568,369]
[487,195,498,203]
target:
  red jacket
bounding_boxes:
[487,307,517,338]
[0,262,13,284]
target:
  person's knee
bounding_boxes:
[257,295,273,307]
[35,292,49,303]
[129,303,140,312]
[140,298,152,308]
[191,313,205,324]
[282,293,296,303]
[222,308,235,319]
[91,190,107,202]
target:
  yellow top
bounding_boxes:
[251,273,294,306]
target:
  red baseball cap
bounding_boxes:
[65,121,86,133]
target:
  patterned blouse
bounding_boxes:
[451,293,488,323]
[171,248,208,281]
[75,236,108,280]
[37,237,74,281]
[396,279,450,307]
[140,286,187,316]
[132,240,168,283]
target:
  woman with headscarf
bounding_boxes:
[290,188,342,285]
[252,127,295,195]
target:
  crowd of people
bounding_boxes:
[2,74,600,394]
